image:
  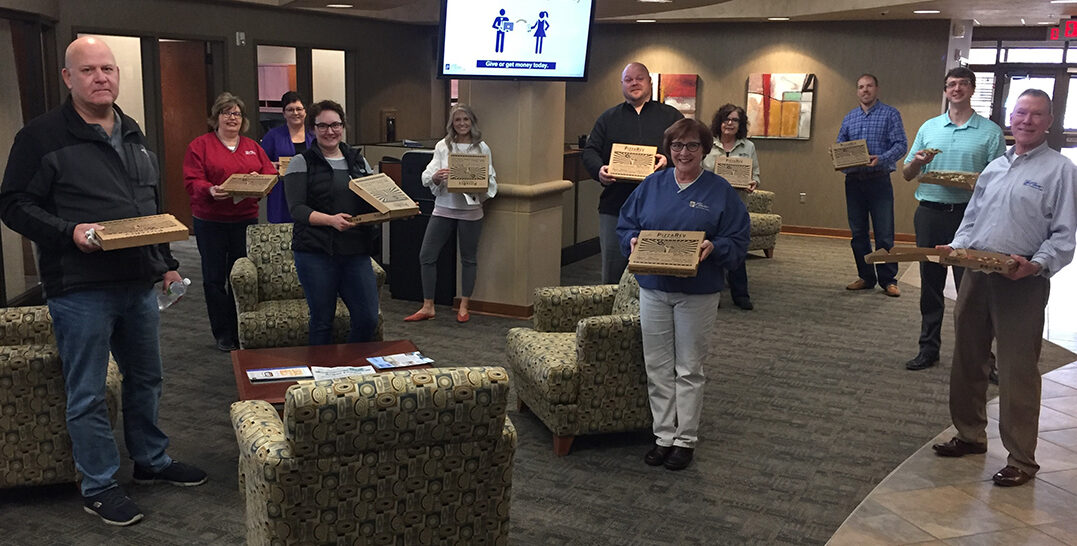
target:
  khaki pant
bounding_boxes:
[950,270,1048,476]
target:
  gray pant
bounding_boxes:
[419,215,483,300]
[599,213,628,284]
[639,287,720,448]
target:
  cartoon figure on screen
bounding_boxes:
[530,11,549,54]
[492,9,509,53]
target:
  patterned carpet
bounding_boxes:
[2,234,1073,545]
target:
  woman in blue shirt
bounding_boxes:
[260,91,314,223]
[618,118,750,470]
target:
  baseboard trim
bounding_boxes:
[453,298,533,320]
[561,238,600,265]
[781,225,916,243]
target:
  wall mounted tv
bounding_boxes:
[438,0,596,81]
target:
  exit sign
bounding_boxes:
[1050,20,1077,40]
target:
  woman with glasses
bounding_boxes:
[703,103,760,310]
[183,92,276,351]
[618,118,750,471]
[260,91,314,223]
[283,100,380,345]
[404,105,497,324]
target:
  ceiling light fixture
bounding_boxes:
[637,0,672,3]
[913,10,940,14]
[637,19,657,23]
[768,17,790,21]
[1038,21,1056,25]
[1050,1,1077,4]
[326,3,353,7]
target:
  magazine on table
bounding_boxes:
[246,366,313,382]
[366,351,434,369]
[310,366,377,381]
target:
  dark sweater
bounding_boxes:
[283,143,379,256]
[0,98,179,297]
[581,100,683,215]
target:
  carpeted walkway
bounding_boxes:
[2,234,1073,544]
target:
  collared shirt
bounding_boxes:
[581,100,684,215]
[906,112,1006,204]
[949,141,1077,277]
[702,138,760,185]
[837,100,907,175]
[90,109,126,169]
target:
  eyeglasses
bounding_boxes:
[314,122,345,131]
[284,107,305,114]
[220,111,243,119]
[723,117,741,124]
[945,79,973,90]
[669,141,702,152]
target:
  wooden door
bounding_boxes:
[159,40,208,230]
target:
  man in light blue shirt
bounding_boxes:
[901,67,1006,371]
[931,89,1077,487]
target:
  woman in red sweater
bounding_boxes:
[183,92,275,351]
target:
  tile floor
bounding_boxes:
[828,264,1077,545]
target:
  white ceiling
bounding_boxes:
[223,0,1077,28]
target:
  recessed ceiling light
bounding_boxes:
[768,17,790,21]
[326,3,353,7]
[636,19,657,23]
[1038,21,1056,25]
[1050,1,1077,4]
[913,10,940,14]
[637,0,672,3]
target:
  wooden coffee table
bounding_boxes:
[231,339,428,404]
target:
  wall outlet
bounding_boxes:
[235,32,246,46]
[799,192,807,204]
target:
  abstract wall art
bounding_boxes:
[656,73,699,119]
[746,73,816,139]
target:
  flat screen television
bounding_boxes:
[438,0,596,81]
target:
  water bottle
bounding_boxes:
[158,278,191,310]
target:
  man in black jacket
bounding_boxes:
[0,35,205,527]
[582,62,683,283]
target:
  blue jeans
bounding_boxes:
[48,286,172,496]
[192,217,255,344]
[845,173,897,287]
[293,251,379,345]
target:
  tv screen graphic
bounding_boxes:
[438,0,595,81]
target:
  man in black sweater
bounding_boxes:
[582,62,683,283]
[0,35,205,527]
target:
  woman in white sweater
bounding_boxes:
[405,105,497,323]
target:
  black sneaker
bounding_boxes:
[83,487,143,526]
[133,460,208,487]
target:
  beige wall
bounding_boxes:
[567,20,951,235]
[48,0,440,144]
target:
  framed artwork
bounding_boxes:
[656,73,699,119]
[746,73,816,139]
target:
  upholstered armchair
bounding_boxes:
[231,366,515,545]
[0,306,121,489]
[745,189,782,258]
[506,269,649,456]
[229,223,385,349]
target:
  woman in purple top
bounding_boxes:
[260,91,314,223]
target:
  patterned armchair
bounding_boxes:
[505,269,648,456]
[0,306,121,489]
[231,366,515,545]
[745,189,782,258]
[229,223,385,349]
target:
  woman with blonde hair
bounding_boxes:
[405,105,497,323]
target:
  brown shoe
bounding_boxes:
[932,437,987,457]
[846,278,871,290]
[884,284,901,297]
[993,465,1033,486]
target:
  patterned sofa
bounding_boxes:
[229,223,385,349]
[231,366,516,545]
[506,269,649,456]
[0,306,121,489]
[745,189,782,258]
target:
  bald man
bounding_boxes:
[0,36,206,526]
[582,62,683,283]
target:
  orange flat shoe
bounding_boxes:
[404,311,435,322]
[456,312,470,323]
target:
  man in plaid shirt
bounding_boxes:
[837,73,908,297]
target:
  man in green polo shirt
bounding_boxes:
[900,67,1006,372]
